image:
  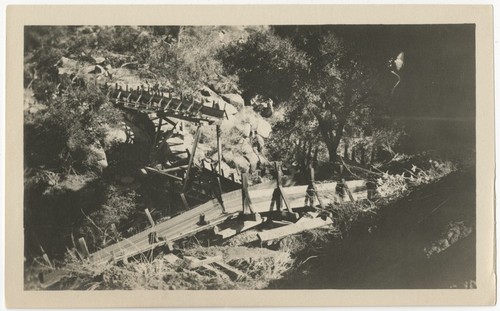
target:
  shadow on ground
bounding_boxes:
[269,169,476,289]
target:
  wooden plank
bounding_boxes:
[160,165,188,173]
[215,215,262,239]
[88,180,365,266]
[185,255,223,269]
[257,216,333,242]
[212,262,247,281]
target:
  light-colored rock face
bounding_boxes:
[103,124,128,146]
[89,142,109,169]
[51,54,276,176]
[200,86,238,116]
[256,118,272,138]
[221,93,245,110]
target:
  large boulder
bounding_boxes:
[256,118,272,138]
[89,142,108,169]
[200,86,238,115]
[221,93,245,110]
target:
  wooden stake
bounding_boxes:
[241,173,254,215]
[145,208,155,227]
[305,165,325,209]
[78,237,90,259]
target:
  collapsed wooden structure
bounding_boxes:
[69,162,369,266]
[104,83,239,209]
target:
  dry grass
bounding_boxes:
[27,242,293,290]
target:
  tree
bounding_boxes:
[221,28,385,164]
[220,31,309,105]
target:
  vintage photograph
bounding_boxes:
[22,24,476,291]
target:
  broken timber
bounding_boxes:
[214,173,263,239]
[257,213,333,243]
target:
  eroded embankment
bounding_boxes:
[269,169,476,289]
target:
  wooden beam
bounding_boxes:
[159,165,188,173]
[163,117,177,127]
[144,167,183,182]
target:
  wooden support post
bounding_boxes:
[270,162,283,211]
[182,124,202,193]
[145,208,155,227]
[344,142,349,158]
[215,176,226,212]
[241,173,255,216]
[216,124,222,176]
[360,147,365,165]
[276,162,292,212]
[351,147,356,162]
[313,145,319,167]
[305,165,325,209]
[342,179,355,202]
[148,231,158,244]
[197,213,208,226]
[180,193,190,210]
[78,237,90,259]
[153,117,163,148]
[268,162,298,221]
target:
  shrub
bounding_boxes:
[376,159,456,198]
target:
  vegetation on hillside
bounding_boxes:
[23,25,475,290]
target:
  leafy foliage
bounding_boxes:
[220,30,309,104]
[221,28,388,164]
[79,185,141,251]
[25,83,122,174]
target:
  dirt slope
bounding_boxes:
[270,169,476,289]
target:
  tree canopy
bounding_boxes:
[220,27,389,164]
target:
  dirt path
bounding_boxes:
[270,169,476,289]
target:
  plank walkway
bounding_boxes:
[89,180,367,265]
